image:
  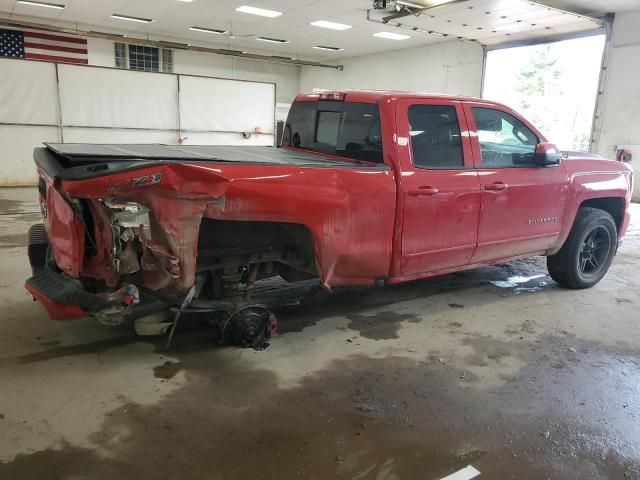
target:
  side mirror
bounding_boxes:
[534,143,563,166]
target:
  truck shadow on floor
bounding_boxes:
[3,257,556,365]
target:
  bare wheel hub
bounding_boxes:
[221,306,276,350]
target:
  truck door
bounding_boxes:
[396,99,481,276]
[463,102,569,262]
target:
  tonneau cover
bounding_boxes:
[44,143,384,168]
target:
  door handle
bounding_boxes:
[408,186,439,196]
[483,182,508,191]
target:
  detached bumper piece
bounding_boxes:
[25,223,139,321]
[25,268,139,321]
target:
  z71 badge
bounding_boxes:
[107,173,162,191]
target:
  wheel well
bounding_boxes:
[196,218,316,273]
[579,197,624,233]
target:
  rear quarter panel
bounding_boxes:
[61,162,397,289]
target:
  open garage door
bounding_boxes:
[368,0,604,46]
[483,34,606,152]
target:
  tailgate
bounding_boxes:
[37,174,85,278]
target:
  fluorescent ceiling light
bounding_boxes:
[235,5,282,17]
[17,0,65,9]
[310,20,352,31]
[313,45,344,51]
[177,0,194,2]
[256,36,288,43]
[189,26,227,34]
[111,13,154,23]
[373,31,410,40]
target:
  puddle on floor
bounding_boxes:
[490,274,547,289]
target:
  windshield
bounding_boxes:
[282,100,383,163]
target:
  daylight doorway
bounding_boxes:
[483,34,606,152]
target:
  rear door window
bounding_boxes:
[408,104,464,169]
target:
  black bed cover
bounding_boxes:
[45,143,384,168]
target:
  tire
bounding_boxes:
[547,207,617,289]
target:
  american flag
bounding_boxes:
[0,28,88,64]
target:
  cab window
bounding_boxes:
[408,105,464,169]
[472,108,539,168]
[283,101,383,163]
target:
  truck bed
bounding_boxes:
[37,143,387,181]
[50,142,388,165]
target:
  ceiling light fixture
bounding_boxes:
[111,13,155,23]
[256,36,289,43]
[313,45,343,51]
[177,0,194,2]
[189,26,227,34]
[373,31,410,40]
[16,0,65,9]
[235,5,282,17]
[310,20,352,30]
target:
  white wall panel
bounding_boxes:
[182,131,274,146]
[172,49,299,104]
[58,65,179,129]
[179,76,275,134]
[0,125,61,185]
[593,11,640,200]
[0,59,59,125]
[232,58,300,104]
[62,127,176,144]
[300,40,483,97]
[172,50,234,80]
[86,37,115,68]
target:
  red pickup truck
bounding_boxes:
[26,91,634,347]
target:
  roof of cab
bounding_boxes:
[295,90,506,108]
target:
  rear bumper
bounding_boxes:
[25,224,137,321]
[25,277,88,321]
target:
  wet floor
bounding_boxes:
[1,187,639,480]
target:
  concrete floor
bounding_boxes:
[1,186,639,480]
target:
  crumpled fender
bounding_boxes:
[60,161,397,291]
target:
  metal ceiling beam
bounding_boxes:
[366,8,479,43]
[381,0,471,22]
[526,0,607,25]
[0,17,344,70]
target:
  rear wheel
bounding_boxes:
[547,207,617,289]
